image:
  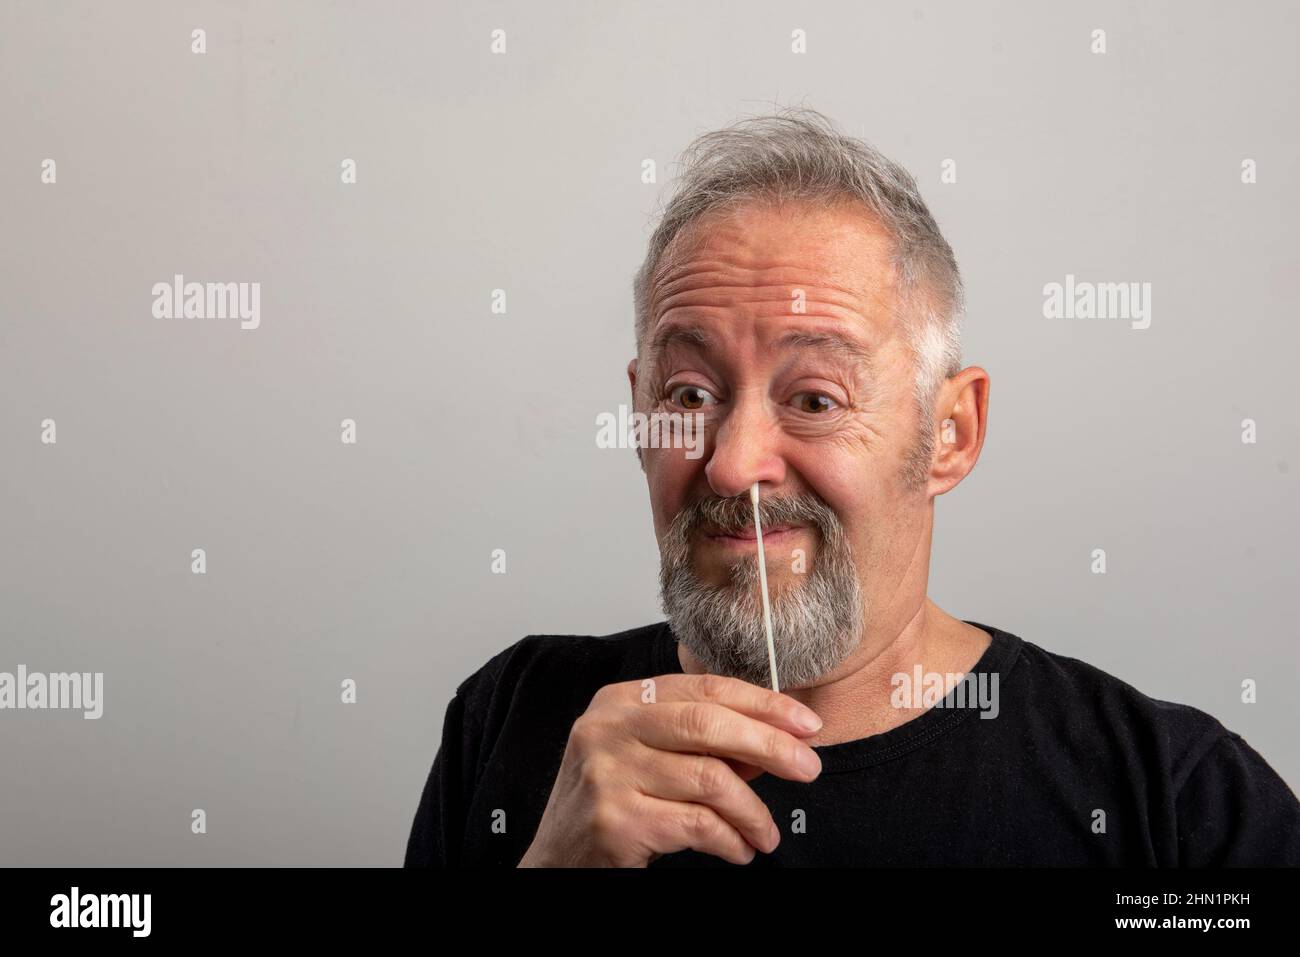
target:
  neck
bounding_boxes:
[675,596,991,747]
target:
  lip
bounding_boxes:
[701,523,805,547]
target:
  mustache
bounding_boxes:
[666,491,846,546]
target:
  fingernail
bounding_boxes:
[797,746,822,777]
[796,708,822,732]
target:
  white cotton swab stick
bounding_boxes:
[750,482,779,693]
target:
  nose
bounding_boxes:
[703,390,787,500]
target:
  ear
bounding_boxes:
[927,366,989,498]
[627,358,644,470]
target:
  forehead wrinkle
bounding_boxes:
[645,250,890,372]
[651,265,875,315]
[649,257,887,338]
[646,296,877,363]
[651,212,895,302]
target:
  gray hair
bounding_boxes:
[658,486,863,689]
[632,107,965,467]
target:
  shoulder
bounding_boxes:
[1000,627,1230,766]
[985,624,1300,863]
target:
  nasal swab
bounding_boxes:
[749,482,779,692]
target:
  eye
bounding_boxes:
[793,392,839,414]
[668,384,718,410]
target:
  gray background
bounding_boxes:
[1,0,1296,865]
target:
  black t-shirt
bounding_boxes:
[403,620,1300,866]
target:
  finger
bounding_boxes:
[629,699,822,783]
[630,747,778,854]
[723,757,766,782]
[642,672,823,738]
[635,793,758,866]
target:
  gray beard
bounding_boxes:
[657,493,864,689]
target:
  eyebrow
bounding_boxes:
[773,330,874,367]
[646,324,714,365]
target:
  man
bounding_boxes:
[404,108,1300,867]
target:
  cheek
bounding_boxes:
[792,446,894,523]
[645,449,699,535]
[792,447,916,572]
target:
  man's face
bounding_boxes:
[628,198,938,689]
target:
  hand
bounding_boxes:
[517,672,823,867]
